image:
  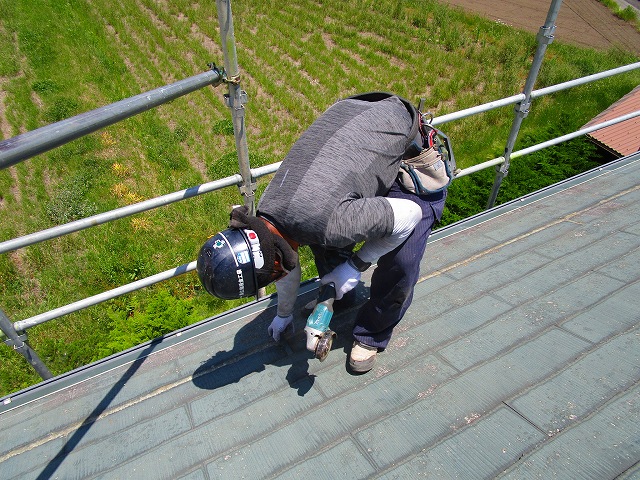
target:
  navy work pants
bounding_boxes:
[353,181,446,349]
[310,180,446,349]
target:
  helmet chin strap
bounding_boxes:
[228,206,299,287]
[258,216,300,252]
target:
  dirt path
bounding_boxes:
[441,0,640,56]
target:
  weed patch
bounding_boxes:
[45,172,98,224]
[598,0,639,27]
[96,290,197,358]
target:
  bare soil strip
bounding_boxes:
[441,0,640,55]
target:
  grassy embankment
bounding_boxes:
[598,0,640,28]
[0,0,638,395]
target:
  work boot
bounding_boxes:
[349,341,377,373]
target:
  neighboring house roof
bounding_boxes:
[584,85,640,157]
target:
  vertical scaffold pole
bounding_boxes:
[216,0,255,214]
[487,0,563,208]
[0,308,53,380]
[215,1,266,298]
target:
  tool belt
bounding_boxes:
[398,116,456,195]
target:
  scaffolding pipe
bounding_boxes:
[0,2,637,377]
[0,175,242,255]
[431,62,640,127]
[432,94,525,126]
[455,109,640,178]
[487,0,563,208]
[511,109,640,159]
[216,0,254,214]
[0,69,224,170]
[531,62,640,99]
[13,262,198,331]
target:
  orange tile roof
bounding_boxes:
[584,85,640,157]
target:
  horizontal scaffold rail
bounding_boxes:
[0,68,224,170]
[456,109,640,178]
[431,62,640,125]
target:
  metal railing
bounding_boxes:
[1,0,639,380]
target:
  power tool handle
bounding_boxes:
[318,282,336,303]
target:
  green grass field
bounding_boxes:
[598,0,640,25]
[1,0,639,395]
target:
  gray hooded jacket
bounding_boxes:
[258,92,420,248]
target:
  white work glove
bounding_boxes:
[320,261,361,300]
[267,314,293,341]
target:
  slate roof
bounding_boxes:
[585,85,640,157]
[1,153,639,479]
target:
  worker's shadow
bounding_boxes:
[191,283,367,397]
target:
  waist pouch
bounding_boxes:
[398,121,456,195]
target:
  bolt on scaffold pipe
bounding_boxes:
[0,308,53,380]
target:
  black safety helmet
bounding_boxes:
[196,228,261,299]
[197,207,299,300]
